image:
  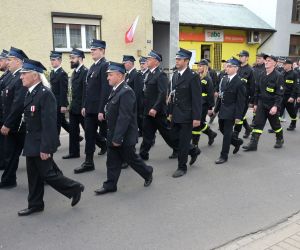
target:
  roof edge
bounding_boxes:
[152,19,276,32]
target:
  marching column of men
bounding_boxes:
[2,41,300,215]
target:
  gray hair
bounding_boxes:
[39,73,50,88]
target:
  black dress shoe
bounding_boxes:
[98,147,107,155]
[144,166,153,187]
[168,151,178,159]
[62,154,80,159]
[233,145,240,154]
[144,173,153,187]
[74,162,95,174]
[172,169,186,178]
[94,187,117,195]
[215,157,228,164]
[71,184,84,207]
[189,147,201,166]
[139,153,149,161]
[18,207,44,216]
[0,182,17,189]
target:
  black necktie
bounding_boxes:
[176,73,181,85]
[25,90,30,98]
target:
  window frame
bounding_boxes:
[51,12,102,52]
[291,0,300,23]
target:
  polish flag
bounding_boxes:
[125,16,139,44]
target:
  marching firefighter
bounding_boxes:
[243,54,284,151]
[233,50,255,139]
[280,59,299,131]
[192,59,217,148]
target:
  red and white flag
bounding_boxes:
[125,16,139,44]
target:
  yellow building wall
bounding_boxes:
[179,27,260,70]
[0,0,153,76]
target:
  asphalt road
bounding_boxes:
[1,118,300,250]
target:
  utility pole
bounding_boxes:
[169,0,179,78]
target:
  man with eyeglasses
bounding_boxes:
[213,57,246,164]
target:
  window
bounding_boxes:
[292,0,300,23]
[52,13,102,51]
[289,35,300,56]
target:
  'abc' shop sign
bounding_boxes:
[205,29,224,42]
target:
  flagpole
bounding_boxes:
[169,0,179,78]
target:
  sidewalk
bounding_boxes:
[216,212,300,250]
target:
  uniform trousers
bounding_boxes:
[0,129,4,169]
[57,107,70,136]
[280,95,297,120]
[103,145,152,191]
[84,114,106,155]
[140,114,176,158]
[219,119,241,159]
[192,104,209,137]
[26,156,82,208]
[234,98,250,133]
[1,131,25,184]
[170,122,193,171]
[253,101,282,134]
[69,112,84,156]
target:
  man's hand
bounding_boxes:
[207,109,213,116]
[1,126,10,136]
[297,97,300,103]
[269,106,278,115]
[253,105,257,113]
[148,109,157,118]
[112,142,121,147]
[40,152,51,161]
[214,92,219,98]
[288,97,295,103]
[60,107,67,113]
[235,119,241,124]
[81,108,86,117]
[98,113,105,121]
[193,120,200,128]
